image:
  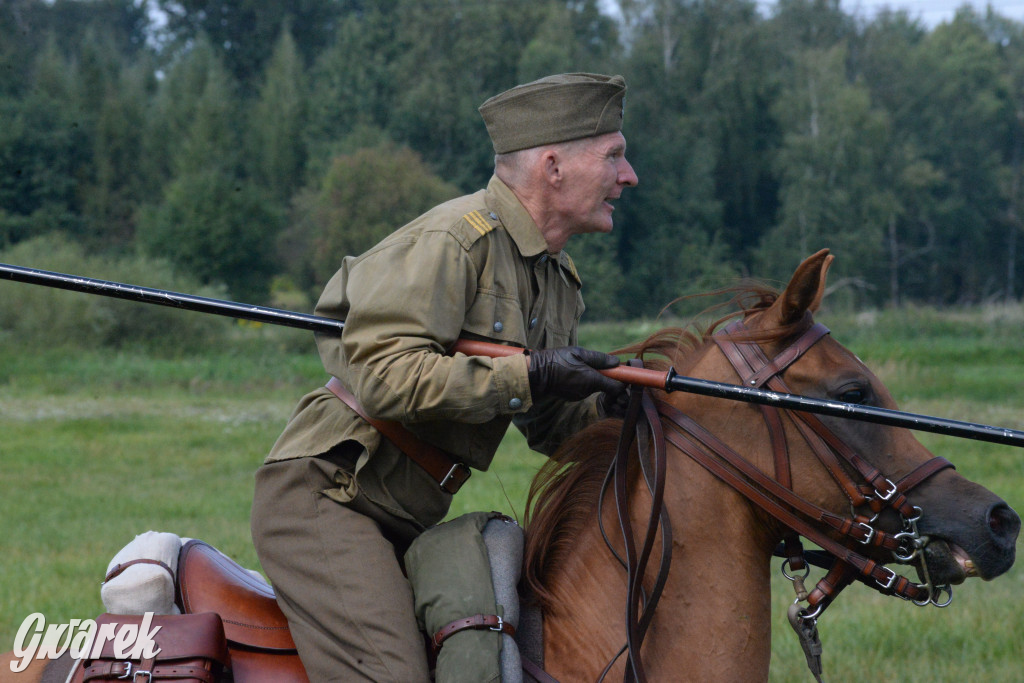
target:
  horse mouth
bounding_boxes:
[914,501,1019,584]
[915,539,968,585]
[949,543,979,578]
[921,540,982,585]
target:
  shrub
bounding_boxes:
[0,235,231,353]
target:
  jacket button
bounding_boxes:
[509,397,523,410]
[493,321,503,333]
[489,212,498,220]
[529,317,538,329]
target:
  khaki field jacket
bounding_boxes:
[266,176,601,528]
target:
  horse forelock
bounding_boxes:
[521,282,793,607]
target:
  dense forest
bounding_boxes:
[3,0,1024,323]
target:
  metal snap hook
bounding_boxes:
[930,584,953,608]
[893,531,922,562]
[781,557,811,581]
[912,588,933,607]
[904,505,923,525]
[800,602,824,622]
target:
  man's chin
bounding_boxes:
[581,223,613,236]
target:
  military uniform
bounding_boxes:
[252,176,603,681]
[252,72,631,682]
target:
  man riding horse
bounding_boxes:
[250,73,639,682]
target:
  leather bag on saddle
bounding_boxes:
[75,612,229,683]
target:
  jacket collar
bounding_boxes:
[485,176,549,259]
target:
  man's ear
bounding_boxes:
[542,149,562,188]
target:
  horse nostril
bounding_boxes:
[988,503,1021,546]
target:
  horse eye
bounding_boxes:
[837,387,867,404]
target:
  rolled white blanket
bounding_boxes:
[101,531,183,615]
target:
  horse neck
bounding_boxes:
[541,401,778,682]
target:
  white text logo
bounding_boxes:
[10,612,162,673]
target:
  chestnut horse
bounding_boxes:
[521,250,1018,681]
[2,250,1019,683]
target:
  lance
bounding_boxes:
[2,261,1023,448]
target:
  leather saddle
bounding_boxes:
[173,536,543,683]
[176,539,309,683]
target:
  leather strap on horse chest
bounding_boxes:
[325,377,471,494]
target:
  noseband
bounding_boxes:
[602,319,954,683]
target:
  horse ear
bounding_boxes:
[768,249,834,327]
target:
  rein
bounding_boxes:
[596,366,673,683]
[596,320,954,683]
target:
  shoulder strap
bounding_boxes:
[325,377,471,494]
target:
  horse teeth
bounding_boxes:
[949,544,978,577]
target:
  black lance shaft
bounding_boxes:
[452,340,1024,448]
[3,261,1024,448]
[0,262,344,335]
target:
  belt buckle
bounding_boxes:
[439,462,471,494]
[117,662,152,682]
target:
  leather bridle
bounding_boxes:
[599,318,955,683]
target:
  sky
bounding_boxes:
[838,0,1024,26]
[601,0,1024,29]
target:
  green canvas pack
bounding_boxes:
[404,511,520,683]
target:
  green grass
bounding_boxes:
[1,306,1022,681]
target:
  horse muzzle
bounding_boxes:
[919,501,1020,584]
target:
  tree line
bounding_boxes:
[2,0,1024,323]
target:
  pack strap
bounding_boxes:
[325,377,471,494]
[103,558,175,584]
[432,613,516,651]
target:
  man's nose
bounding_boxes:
[619,158,639,187]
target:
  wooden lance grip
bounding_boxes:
[449,339,669,390]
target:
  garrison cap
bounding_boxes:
[479,73,627,154]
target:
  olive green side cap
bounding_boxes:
[478,73,627,154]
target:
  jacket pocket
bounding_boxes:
[539,320,572,348]
[462,288,526,346]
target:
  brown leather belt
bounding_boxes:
[325,377,471,494]
[431,613,516,652]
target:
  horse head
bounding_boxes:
[525,249,1019,682]
[731,249,1019,587]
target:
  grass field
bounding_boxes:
[1,304,1022,681]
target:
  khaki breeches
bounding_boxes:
[251,452,430,682]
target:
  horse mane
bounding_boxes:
[521,282,807,608]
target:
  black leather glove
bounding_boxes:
[599,385,631,419]
[526,346,626,402]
